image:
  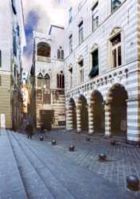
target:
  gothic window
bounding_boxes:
[57,72,65,88]
[57,47,64,60]
[37,42,51,57]
[44,74,50,89]
[89,49,99,78]
[37,73,43,87]
[79,21,84,44]
[57,49,61,59]
[61,49,64,59]
[110,33,122,67]
[92,1,99,32]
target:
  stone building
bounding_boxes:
[31,26,65,130]
[65,0,140,144]
[0,0,26,129]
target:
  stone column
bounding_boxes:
[66,104,73,130]
[105,101,111,137]
[127,98,140,144]
[76,102,81,133]
[88,101,94,135]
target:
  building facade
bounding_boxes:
[0,0,26,129]
[65,0,140,144]
[31,27,65,130]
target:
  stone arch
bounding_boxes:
[37,42,51,57]
[78,95,88,132]
[107,83,128,136]
[91,90,105,134]
[69,98,77,130]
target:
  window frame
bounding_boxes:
[89,48,99,79]
[91,1,99,32]
[111,0,123,12]
[110,33,122,68]
[78,59,84,83]
[78,21,84,45]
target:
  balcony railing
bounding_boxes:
[37,56,51,63]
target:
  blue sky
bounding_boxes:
[24,10,39,58]
[22,0,73,70]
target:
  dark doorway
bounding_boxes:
[79,95,88,132]
[69,98,77,130]
[92,91,105,134]
[109,84,128,136]
[40,110,54,130]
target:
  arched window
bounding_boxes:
[37,42,51,57]
[37,73,43,87]
[57,49,61,59]
[44,74,50,89]
[61,49,64,59]
[57,71,65,88]
[57,47,64,60]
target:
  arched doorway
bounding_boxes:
[108,84,128,136]
[91,90,105,134]
[69,98,77,130]
[79,95,88,132]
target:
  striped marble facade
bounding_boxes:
[65,0,140,143]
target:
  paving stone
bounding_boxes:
[0,130,139,198]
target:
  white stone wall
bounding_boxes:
[65,0,138,91]
[64,0,140,143]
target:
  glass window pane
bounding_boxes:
[112,49,117,67]
[118,46,122,66]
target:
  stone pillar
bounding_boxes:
[88,101,94,135]
[127,98,140,144]
[105,101,111,137]
[66,104,73,130]
[76,103,81,133]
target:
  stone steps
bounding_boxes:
[9,132,75,199]
[0,131,27,198]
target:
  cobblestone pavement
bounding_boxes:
[36,130,140,194]
[0,130,139,198]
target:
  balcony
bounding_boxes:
[67,65,129,98]
[37,56,51,63]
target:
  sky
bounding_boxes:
[22,0,76,71]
